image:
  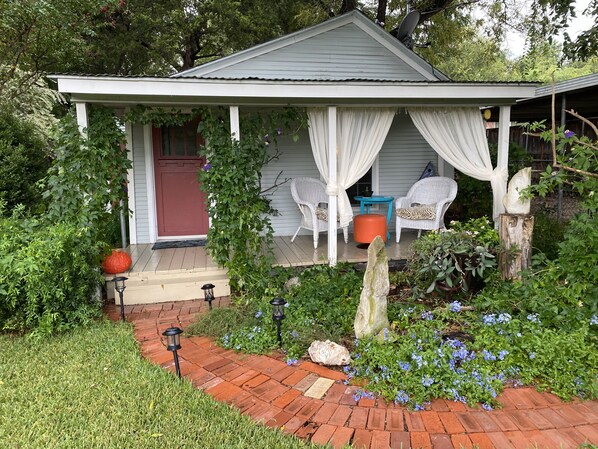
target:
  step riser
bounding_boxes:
[107,271,230,305]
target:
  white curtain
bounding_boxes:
[307,107,397,228]
[408,107,507,220]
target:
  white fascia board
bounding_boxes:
[53,76,537,105]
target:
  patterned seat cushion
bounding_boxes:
[315,207,329,221]
[396,204,436,220]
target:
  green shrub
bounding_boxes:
[408,217,499,299]
[0,217,103,337]
[532,212,566,259]
[0,109,50,212]
[189,264,363,361]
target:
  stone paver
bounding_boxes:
[105,299,598,449]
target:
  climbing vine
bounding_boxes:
[44,106,130,245]
[198,107,307,296]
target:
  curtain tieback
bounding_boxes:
[490,166,508,182]
[326,181,340,196]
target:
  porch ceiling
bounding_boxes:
[50,75,537,108]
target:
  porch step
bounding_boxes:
[106,268,230,305]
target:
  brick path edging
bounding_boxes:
[105,299,598,449]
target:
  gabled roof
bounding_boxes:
[174,10,448,82]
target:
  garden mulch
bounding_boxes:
[105,299,598,449]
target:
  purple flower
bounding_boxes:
[448,301,462,313]
[255,310,262,318]
[482,403,493,411]
[286,359,298,366]
[498,350,509,360]
[421,311,433,321]
[422,375,435,387]
[482,314,497,325]
[564,129,575,138]
[590,315,598,326]
[527,313,540,324]
[203,163,212,172]
[398,361,411,371]
[482,350,496,361]
[394,390,409,405]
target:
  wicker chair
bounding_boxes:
[290,177,349,249]
[395,176,457,243]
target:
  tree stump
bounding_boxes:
[499,214,534,281]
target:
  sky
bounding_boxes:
[503,0,594,57]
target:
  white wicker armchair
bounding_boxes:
[395,176,458,243]
[290,177,349,249]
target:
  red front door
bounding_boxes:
[153,121,209,237]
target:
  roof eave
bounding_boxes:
[51,75,537,107]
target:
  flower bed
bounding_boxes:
[187,217,598,410]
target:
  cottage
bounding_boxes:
[51,10,536,303]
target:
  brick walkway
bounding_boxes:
[105,299,598,449]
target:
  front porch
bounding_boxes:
[108,232,417,305]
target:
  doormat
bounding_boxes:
[151,239,207,250]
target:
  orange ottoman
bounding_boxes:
[354,214,387,245]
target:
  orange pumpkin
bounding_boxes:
[102,250,132,274]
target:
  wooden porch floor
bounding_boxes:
[126,231,417,273]
[113,232,416,304]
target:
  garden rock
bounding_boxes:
[308,340,351,366]
[354,236,390,339]
[284,276,301,291]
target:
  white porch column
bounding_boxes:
[327,106,338,265]
[75,103,88,136]
[229,106,240,141]
[496,105,511,224]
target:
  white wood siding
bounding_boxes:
[131,124,151,243]
[208,24,428,82]
[378,112,440,220]
[261,131,321,237]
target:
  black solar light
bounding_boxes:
[201,283,215,310]
[113,276,128,321]
[270,297,287,348]
[162,327,183,378]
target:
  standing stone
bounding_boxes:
[354,236,390,338]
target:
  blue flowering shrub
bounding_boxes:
[349,304,598,409]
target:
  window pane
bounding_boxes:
[160,121,200,157]
[347,169,372,205]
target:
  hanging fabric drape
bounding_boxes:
[407,107,507,220]
[307,107,397,228]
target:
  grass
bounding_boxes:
[0,319,321,449]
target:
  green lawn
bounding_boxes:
[0,320,320,449]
